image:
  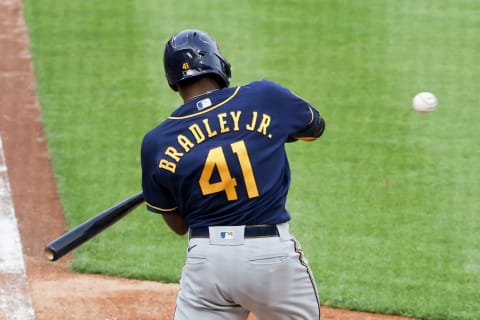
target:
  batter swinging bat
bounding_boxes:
[44,192,144,261]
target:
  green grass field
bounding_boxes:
[24,1,479,319]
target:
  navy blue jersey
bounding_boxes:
[141,80,321,228]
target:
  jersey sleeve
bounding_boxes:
[288,106,325,142]
[257,80,325,142]
[141,131,178,214]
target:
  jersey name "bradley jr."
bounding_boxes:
[159,110,272,173]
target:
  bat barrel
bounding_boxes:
[45,192,144,261]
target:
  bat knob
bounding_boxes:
[44,247,56,261]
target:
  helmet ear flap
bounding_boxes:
[216,53,231,81]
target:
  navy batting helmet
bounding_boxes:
[163,29,231,91]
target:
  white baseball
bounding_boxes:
[412,92,437,113]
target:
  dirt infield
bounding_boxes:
[0,0,416,319]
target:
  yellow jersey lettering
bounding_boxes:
[161,111,274,172]
[256,113,271,136]
[230,111,241,131]
[165,146,184,162]
[246,111,258,131]
[159,159,176,173]
[218,112,230,133]
[178,135,194,152]
[189,123,206,144]
[202,119,218,138]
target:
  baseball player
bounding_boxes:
[141,29,325,320]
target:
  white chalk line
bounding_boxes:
[0,136,35,319]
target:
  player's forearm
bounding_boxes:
[162,213,188,235]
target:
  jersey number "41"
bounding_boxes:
[199,140,259,201]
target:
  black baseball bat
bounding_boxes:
[45,192,145,261]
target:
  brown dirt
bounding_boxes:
[0,0,417,319]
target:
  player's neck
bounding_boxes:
[178,77,222,102]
